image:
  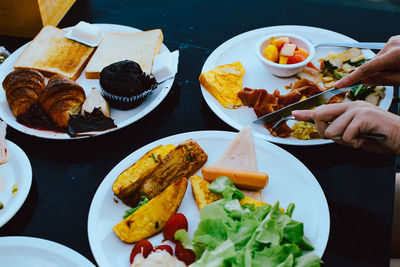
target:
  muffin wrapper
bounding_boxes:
[100,88,153,110]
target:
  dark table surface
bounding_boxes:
[0,0,399,266]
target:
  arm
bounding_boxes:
[292,101,400,154]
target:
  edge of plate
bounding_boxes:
[0,236,95,267]
[0,140,32,228]
[87,130,330,266]
[200,25,393,146]
[0,24,174,140]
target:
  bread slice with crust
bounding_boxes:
[14,25,95,81]
[85,29,163,79]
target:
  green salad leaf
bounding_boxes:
[179,177,322,267]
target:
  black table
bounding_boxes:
[0,1,398,266]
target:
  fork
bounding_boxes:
[271,115,386,140]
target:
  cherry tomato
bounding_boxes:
[163,213,188,242]
[154,245,173,255]
[287,54,306,64]
[175,241,196,265]
[129,239,153,264]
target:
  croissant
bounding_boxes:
[39,75,86,130]
[2,68,45,118]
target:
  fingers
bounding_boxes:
[335,52,398,88]
[291,110,313,121]
[362,71,400,86]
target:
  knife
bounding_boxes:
[253,87,350,125]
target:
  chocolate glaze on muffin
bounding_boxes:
[100,60,157,110]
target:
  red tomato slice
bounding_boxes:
[320,61,325,70]
[175,242,196,265]
[154,245,174,255]
[287,54,305,64]
[163,213,188,242]
[130,240,153,264]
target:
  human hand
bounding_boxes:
[292,101,400,154]
[335,35,400,88]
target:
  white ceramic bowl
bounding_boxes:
[255,33,315,77]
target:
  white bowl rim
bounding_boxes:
[254,32,316,69]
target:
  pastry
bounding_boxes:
[39,75,86,130]
[2,68,45,118]
[99,60,157,110]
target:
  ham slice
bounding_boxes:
[213,125,262,200]
[0,121,8,164]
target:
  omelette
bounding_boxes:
[199,61,245,108]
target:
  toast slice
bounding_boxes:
[85,29,163,79]
[14,25,95,81]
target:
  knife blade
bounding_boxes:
[253,87,350,125]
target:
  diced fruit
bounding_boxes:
[287,54,305,64]
[280,43,297,57]
[154,245,173,255]
[297,47,310,58]
[279,55,289,64]
[263,45,279,63]
[175,242,196,265]
[270,37,289,49]
[163,213,188,242]
[130,240,153,264]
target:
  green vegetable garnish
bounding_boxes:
[349,84,374,100]
[151,153,158,163]
[175,177,322,266]
[123,196,149,219]
[155,221,159,229]
[349,58,370,67]
[185,145,190,151]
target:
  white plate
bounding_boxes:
[200,25,394,146]
[88,130,330,267]
[0,236,95,267]
[0,24,175,139]
[0,140,32,227]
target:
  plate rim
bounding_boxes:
[0,23,175,140]
[87,130,330,267]
[0,236,95,267]
[200,25,393,146]
[0,140,32,228]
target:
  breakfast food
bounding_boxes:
[14,25,95,80]
[211,125,263,200]
[113,144,175,206]
[201,166,268,190]
[39,75,86,130]
[2,68,46,118]
[99,60,157,110]
[81,88,110,117]
[0,120,8,165]
[113,177,188,243]
[138,139,207,199]
[199,62,245,108]
[113,139,207,207]
[179,177,321,267]
[85,29,163,79]
[190,175,267,210]
[264,36,309,64]
[292,121,320,140]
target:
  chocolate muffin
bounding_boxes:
[99,60,157,110]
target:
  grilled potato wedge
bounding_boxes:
[113,177,188,243]
[191,175,280,211]
[112,144,175,206]
[138,139,208,199]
